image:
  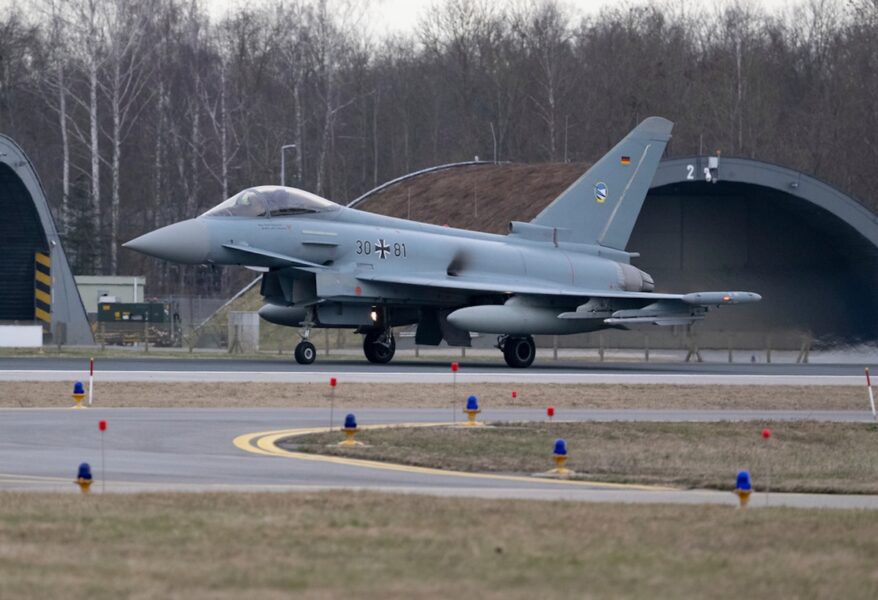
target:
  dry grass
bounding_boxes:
[1,381,869,410]
[1,492,877,599]
[287,421,878,494]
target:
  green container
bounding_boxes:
[97,302,168,323]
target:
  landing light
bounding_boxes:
[370,308,379,322]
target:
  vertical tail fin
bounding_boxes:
[531,116,673,250]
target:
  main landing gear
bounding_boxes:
[363,329,396,364]
[294,319,317,365]
[498,335,536,368]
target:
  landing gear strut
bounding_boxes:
[499,335,536,368]
[294,315,317,365]
[363,329,396,364]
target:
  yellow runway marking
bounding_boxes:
[0,473,76,485]
[233,423,678,492]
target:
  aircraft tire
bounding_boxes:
[363,330,396,364]
[294,341,317,365]
[503,335,536,368]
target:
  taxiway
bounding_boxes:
[1,407,876,509]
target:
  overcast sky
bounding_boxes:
[205,0,805,37]
[0,0,809,36]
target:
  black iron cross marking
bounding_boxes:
[376,239,391,259]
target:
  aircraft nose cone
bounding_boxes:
[123,219,210,264]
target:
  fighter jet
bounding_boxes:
[125,117,760,367]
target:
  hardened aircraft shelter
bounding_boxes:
[0,135,92,345]
[353,156,878,348]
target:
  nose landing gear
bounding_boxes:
[294,318,317,365]
[294,340,316,364]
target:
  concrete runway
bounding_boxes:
[0,356,869,384]
[2,407,877,509]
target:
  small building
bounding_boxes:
[75,276,146,315]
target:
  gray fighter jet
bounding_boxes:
[125,117,760,367]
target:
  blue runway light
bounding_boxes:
[462,394,482,426]
[344,413,357,430]
[74,462,93,493]
[77,463,92,480]
[71,380,87,409]
[338,413,364,447]
[553,438,568,456]
[736,470,752,491]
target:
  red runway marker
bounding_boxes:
[328,378,338,431]
[98,420,107,492]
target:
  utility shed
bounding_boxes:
[75,275,146,314]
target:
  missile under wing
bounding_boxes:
[124,116,760,368]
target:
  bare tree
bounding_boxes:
[99,0,157,273]
[37,0,72,233]
[512,0,574,160]
[63,0,106,271]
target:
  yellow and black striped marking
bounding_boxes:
[34,251,51,326]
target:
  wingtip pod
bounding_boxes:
[681,291,762,305]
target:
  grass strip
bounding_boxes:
[1,492,877,599]
[2,381,869,409]
[285,421,878,494]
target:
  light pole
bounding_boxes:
[280,144,296,187]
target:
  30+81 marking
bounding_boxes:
[356,239,406,259]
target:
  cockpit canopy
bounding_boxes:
[201,186,339,218]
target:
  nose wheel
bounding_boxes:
[500,335,536,368]
[363,329,396,364]
[293,312,318,365]
[294,340,316,365]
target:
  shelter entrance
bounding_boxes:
[0,163,47,322]
[631,180,878,347]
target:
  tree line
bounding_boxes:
[0,0,875,296]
